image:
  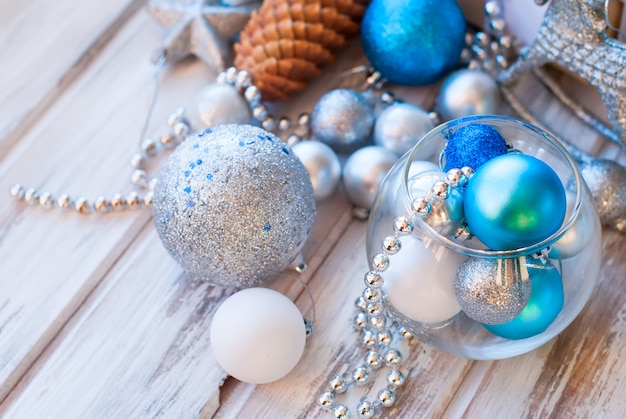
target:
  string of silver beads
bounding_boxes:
[7,108,189,215]
[217,67,312,145]
[318,167,471,417]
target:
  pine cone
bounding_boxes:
[234,0,369,101]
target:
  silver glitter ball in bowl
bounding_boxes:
[152,124,316,288]
[310,88,375,154]
[455,256,532,325]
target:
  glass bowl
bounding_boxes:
[366,115,601,359]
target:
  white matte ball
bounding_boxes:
[210,288,306,384]
[384,237,464,325]
[374,103,434,156]
[198,83,251,127]
[342,146,398,210]
[292,140,341,201]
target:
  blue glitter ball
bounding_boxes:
[361,0,466,86]
[444,123,508,170]
[484,260,564,340]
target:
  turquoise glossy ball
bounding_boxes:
[483,260,564,340]
[360,0,466,86]
[464,154,567,250]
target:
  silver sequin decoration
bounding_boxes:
[580,158,626,227]
[500,0,626,146]
[455,256,531,325]
[152,125,316,287]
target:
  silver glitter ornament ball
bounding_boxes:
[373,102,434,156]
[152,124,316,287]
[455,257,532,325]
[580,158,626,228]
[310,89,375,154]
[436,69,501,121]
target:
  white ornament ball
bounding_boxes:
[342,146,397,210]
[197,83,251,127]
[210,288,307,384]
[292,140,341,201]
[152,125,316,288]
[374,102,434,156]
[384,237,464,325]
[436,69,501,121]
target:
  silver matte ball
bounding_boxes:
[310,89,375,154]
[580,158,626,227]
[374,102,434,156]
[455,257,531,325]
[291,140,341,201]
[342,146,397,210]
[152,125,316,288]
[436,69,501,121]
[197,83,251,127]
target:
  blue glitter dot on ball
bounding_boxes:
[361,0,466,86]
[444,123,508,171]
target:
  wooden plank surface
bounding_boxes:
[0,0,143,157]
[0,0,625,418]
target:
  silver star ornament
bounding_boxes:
[148,0,257,73]
[500,0,626,147]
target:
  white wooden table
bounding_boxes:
[1,0,625,417]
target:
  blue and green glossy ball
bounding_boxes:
[483,260,564,340]
[464,154,567,250]
[360,0,466,86]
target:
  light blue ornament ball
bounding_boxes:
[483,260,564,340]
[464,154,567,250]
[361,0,466,86]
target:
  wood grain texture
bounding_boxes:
[0,0,144,158]
[0,180,353,417]
[0,8,213,403]
[0,0,625,417]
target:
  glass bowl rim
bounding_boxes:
[401,115,584,258]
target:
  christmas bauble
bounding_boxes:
[152,125,316,287]
[384,237,464,325]
[455,256,532,325]
[197,83,251,127]
[483,260,564,340]
[373,102,434,156]
[549,192,592,259]
[579,158,626,227]
[464,154,566,250]
[310,89,375,154]
[443,123,508,171]
[342,146,397,210]
[360,0,466,86]
[436,69,501,121]
[210,288,306,384]
[292,140,341,201]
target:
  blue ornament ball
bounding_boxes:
[464,154,567,250]
[444,123,508,171]
[484,260,564,340]
[361,0,466,86]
